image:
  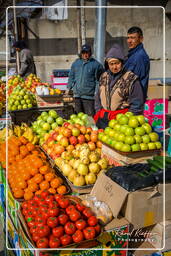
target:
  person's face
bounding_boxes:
[108,59,122,74]
[127,32,143,49]
[81,51,91,60]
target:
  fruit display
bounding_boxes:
[49,88,62,95]
[13,123,39,145]
[98,112,162,153]
[21,193,101,248]
[0,136,68,199]
[42,123,109,186]
[8,75,25,95]
[68,112,90,126]
[8,86,37,111]
[25,73,42,93]
[31,110,64,145]
[0,80,6,115]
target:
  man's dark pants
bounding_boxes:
[74,98,95,116]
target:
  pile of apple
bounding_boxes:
[25,73,42,93]
[98,112,162,152]
[8,75,25,95]
[32,110,64,145]
[8,85,37,111]
[42,123,109,186]
[0,80,6,115]
[67,112,89,126]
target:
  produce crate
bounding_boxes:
[9,105,74,125]
[36,94,74,108]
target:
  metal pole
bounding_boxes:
[94,0,107,64]
[80,0,86,45]
[77,0,81,54]
[13,0,20,73]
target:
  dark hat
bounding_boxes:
[81,44,91,53]
[13,40,27,49]
[105,44,125,61]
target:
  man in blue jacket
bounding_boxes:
[124,27,150,101]
[67,44,104,116]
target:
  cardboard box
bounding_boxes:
[91,172,171,230]
[102,143,160,165]
[147,80,169,99]
[149,220,171,251]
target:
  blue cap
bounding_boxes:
[81,44,91,53]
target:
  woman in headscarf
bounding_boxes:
[13,40,36,78]
[94,44,144,129]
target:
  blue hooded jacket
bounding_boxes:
[67,57,104,100]
[124,43,150,100]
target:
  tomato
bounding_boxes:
[25,210,34,219]
[54,194,63,202]
[76,203,85,212]
[64,222,76,235]
[87,216,98,227]
[38,198,46,206]
[32,233,40,242]
[27,199,35,206]
[58,214,69,225]
[29,203,38,211]
[49,236,60,248]
[27,219,35,228]
[32,207,40,217]
[83,227,96,240]
[94,224,101,235]
[52,226,64,238]
[48,207,60,217]
[69,210,81,222]
[49,200,59,208]
[75,219,87,230]
[58,198,69,209]
[33,194,42,204]
[47,217,58,228]
[36,238,49,248]
[83,208,94,218]
[45,195,55,205]
[41,208,50,220]
[35,217,46,228]
[30,225,38,234]
[22,208,29,216]
[66,205,76,215]
[39,205,48,213]
[41,190,50,199]
[72,230,84,243]
[60,234,72,246]
[37,225,50,238]
[21,201,29,209]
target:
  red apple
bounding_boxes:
[77,135,85,144]
[88,141,96,151]
[85,134,90,142]
[69,136,78,146]
[63,122,70,127]
[62,127,72,138]
[66,145,75,152]
[59,137,69,147]
[86,127,93,134]
[80,126,87,134]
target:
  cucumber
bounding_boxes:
[153,156,163,162]
[147,159,163,170]
[150,166,158,173]
[165,156,171,164]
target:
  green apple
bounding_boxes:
[125,135,135,145]
[48,110,58,119]
[120,144,131,152]
[70,114,77,120]
[120,125,129,134]
[104,127,112,135]
[108,129,116,138]
[142,134,150,144]
[155,141,162,149]
[42,123,51,131]
[116,113,124,121]
[81,114,88,121]
[124,127,135,136]
[148,142,156,150]
[115,141,124,151]
[128,117,139,128]
[114,124,121,132]
[108,119,117,128]
[135,127,146,136]
[118,133,126,142]
[77,112,84,118]
[136,115,146,125]
[131,144,141,152]
[118,116,129,125]
[125,112,134,118]
[140,143,149,151]
[142,123,152,134]
[134,134,142,143]
[51,122,58,130]
[149,132,159,142]
[56,117,64,125]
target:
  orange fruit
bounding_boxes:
[33,173,43,184]
[30,167,39,176]
[33,157,43,169]
[35,190,42,195]
[39,165,49,175]
[50,178,61,189]
[14,189,24,198]
[45,172,54,182]
[28,182,38,192]
[21,172,31,181]
[57,185,67,194]
[27,178,35,185]
[48,188,56,194]
[39,180,50,191]
[24,191,33,200]
[26,143,35,152]
[17,180,27,189]
[19,136,28,145]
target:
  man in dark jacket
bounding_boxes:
[124,27,150,101]
[67,44,104,116]
[13,40,36,78]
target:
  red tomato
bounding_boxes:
[54,194,63,202]
[69,210,81,222]
[29,203,38,211]
[60,234,72,246]
[38,198,46,206]
[58,198,69,209]
[35,216,46,227]
[49,200,59,208]
[87,216,98,227]
[27,219,35,228]
[33,194,42,204]
[52,226,64,238]
[22,208,29,216]
[45,195,55,205]
[32,207,40,217]
[83,227,96,240]
[94,224,101,235]
[49,236,61,248]
[25,210,34,219]
[30,225,38,234]
[36,238,49,248]
[64,222,76,235]
[32,233,40,242]
[76,203,85,212]
[66,205,76,215]
[41,208,49,220]
[37,225,50,238]
[83,208,94,218]
[75,219,87,230]
[21,201,29,209]
[27,199,35,206]
[48,207,60,217]
[72,230,84,243]
[41,190,50,199]
[39,205,48,213]
[47,217,58,228]
[58,214,69,225]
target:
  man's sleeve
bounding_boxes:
[128,80,144,115]
[95,63,105,91]
[19,51,29,76]
[67,63,75,90]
